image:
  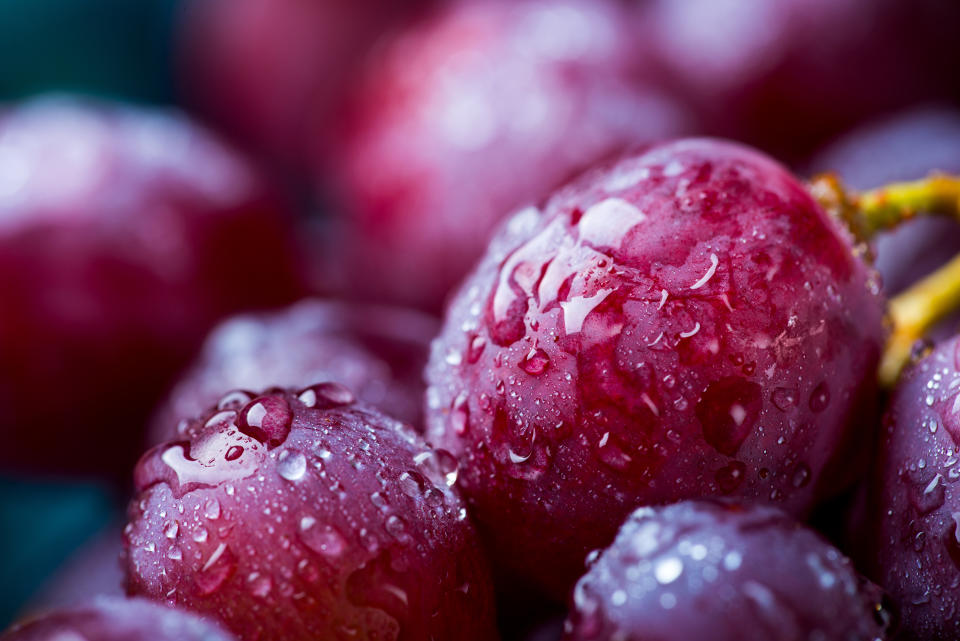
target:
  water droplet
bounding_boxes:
[398,470,429,498]
[809,383,830,412]
[239,396,292,447]
[385,515,409,542]
[697,378,762,456]
[152,435,259,498]
[299,519,347,559]
[248,573,272,598]
[560,289,613,334]
[166,547,182,561]
[414,449,460,487]
[913,531,927,552]
[299,382,355,408]
[520,347,550,375]
[277,449,307,482]
[218,390,252,410]
[597,433,633,471]
[715,461,746,493]
[466,334,486,363]
[911,474,946,515]
[204,499,221,520]
[195,543,235,595]
[450,393,470,436]
[298,388,317,407]
[163,521,179,540]
[791,463,811,488]
[508,448,531,464]
[772,387,797,411]
[193,527,209,543]
[225,445,243,461]
[370,492,390,511]
[205,410,238,429]
[424,488,445,507]
[298,559,320,584]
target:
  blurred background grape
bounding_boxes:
[0,0,177,625]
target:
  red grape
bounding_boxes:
[323,0,690,310]
[178,0,430,165]
[125,387,498,641]
[426,138,885,598]
[0,97,304,476]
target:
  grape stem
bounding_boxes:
[809,173,960,387]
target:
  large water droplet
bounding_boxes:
[148,433,259,497]
[277,449,307,482]
[298,382,355,408]
[520,347,550,375]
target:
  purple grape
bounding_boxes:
[868,334,960,640]
[564,500,894,641]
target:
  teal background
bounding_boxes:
[0,0,180,625]
[0,478,118,625]
[0,0,178,104]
